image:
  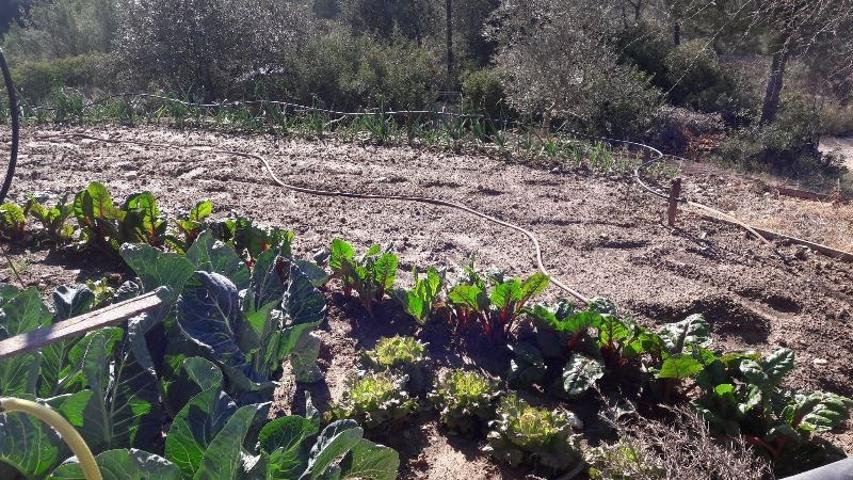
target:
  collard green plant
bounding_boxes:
[428,369,501,434]
[0,202,27,241]
[393,267,443,325]
[329,371,418,431]
[484,394,583,473]
[329,238,398,315]
[25,194,75,243]
[447,268,549,343]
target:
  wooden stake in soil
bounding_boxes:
[0,288,167,360]
[668,177,682,227]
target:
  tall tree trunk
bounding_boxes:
[446,0,453,86]
[761,48,790,124]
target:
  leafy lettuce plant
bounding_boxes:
[428,369,501,434]
[484,394,583,473]
[393,267,443,325]
[25,194,74,243]
[446,268,550,343]
[329,371,418,431]
[328,238,398,315]
[0,201,26,241]
[363,335,428,393]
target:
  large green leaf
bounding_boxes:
[121,244,195,303]
[194,403,268,480]
[519,273,550,303]
[251,249,286,312]
[283,264,327,328]
[657,314,711,353]
[165,389,239,479]
[339,439,400,480]
[0,411,66,477]
[50,449,180,480]
[177,271,261,386]
[164,356,224,421]
[259,416,319,478]
[187,230,250,290]
[785,392,853,433]
[561,354,605,398]
[657,354,704,380]
[52,285,95,321]
[73,182,117,225]
[447,284,488,313]
[57,323,163,453]
[329,239,355,271]
[490,279,521,310]
[300,420,364,480]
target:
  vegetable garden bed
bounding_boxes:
[1,126,852,479]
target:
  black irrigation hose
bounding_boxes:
[0,48,18,204]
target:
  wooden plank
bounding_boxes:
[0,289,167,360]
[751,227,853,262]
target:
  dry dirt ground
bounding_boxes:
[2,126,853,478]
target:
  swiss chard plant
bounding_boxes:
[393,267,443,325]
[510,299,721,402]
[446,268,550,343]
[210,215,295,264]
[329,371,419,431]
[691,346,853,466]
[328,238,398,316]
[428,369,501,435]
[362,335,428,393]
[168,199,214,252]
[0,201,27,241]
[484,394,583,474]
[25,194,75,243]
[73,182,167,252]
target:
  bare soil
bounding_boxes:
[2,126,852,477]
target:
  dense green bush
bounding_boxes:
[616,22,673,92]
[11,52,115,103]
[716,94,846,183]
[461,68,509,118]
[273,30,442,111]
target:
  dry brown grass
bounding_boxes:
[742,197,853,253]
[587,409,772,480]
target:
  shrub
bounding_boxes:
[329,371,419,430]
[616,22,673,92]
[716,93,846,185]
[429,369,501,434]
[663,40,757,122]
[11,52,115,103]
[275,30,442,111]
[462,68,509,119]
[484,394,583,473]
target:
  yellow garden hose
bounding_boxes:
[0,397,102,480]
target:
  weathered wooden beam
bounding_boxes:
[0,288,167,360]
